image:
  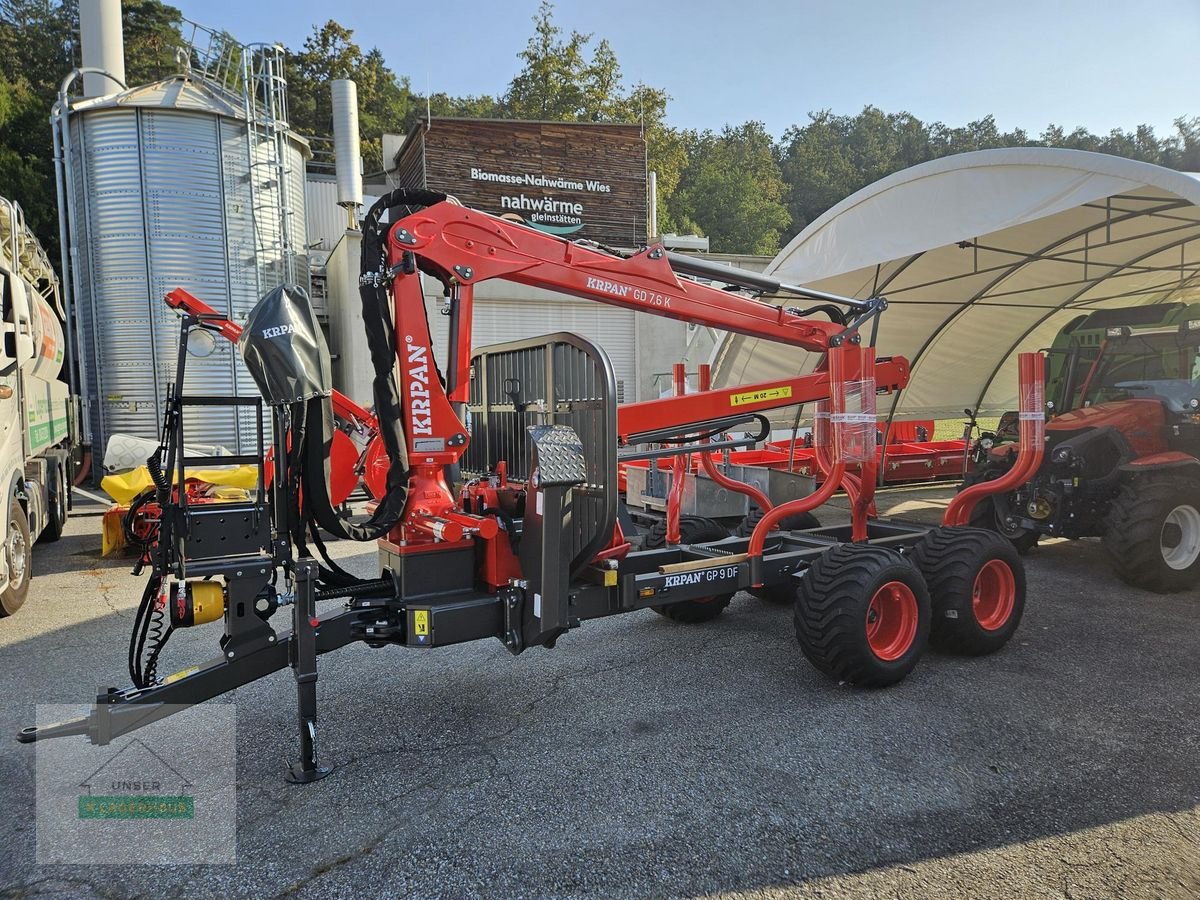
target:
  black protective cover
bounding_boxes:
[239,285,332,406]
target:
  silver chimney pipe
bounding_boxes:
[79,0,126,98]
[331,79,363,229]
[648,170,658,239]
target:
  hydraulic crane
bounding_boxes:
[19,190,1034,781]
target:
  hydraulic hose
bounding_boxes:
[297,189,446,551]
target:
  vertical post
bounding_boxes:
[286,559,332,783]
[648,170,658,239]
[447,283,474,405]
[517,425,586,648]
[666,363,688,544]
[943,352,1045,527]
[331,79,363,226]
[747,348,848,584]
[848,347,878,542]
[79,0,126,98]
[697,364,773,514]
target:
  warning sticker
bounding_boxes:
[413,609,429,636]
[730,386,792,407]
[163,666,200,685]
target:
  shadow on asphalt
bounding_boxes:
[2,511,1199,896]
[31,531,121,577]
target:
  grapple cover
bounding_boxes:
[239,285,332,405]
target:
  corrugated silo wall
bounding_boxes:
[69,106,308,462]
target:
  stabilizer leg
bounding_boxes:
[286,560,332,784]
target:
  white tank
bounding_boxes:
[0,198,65,384]
[29,291,65,382]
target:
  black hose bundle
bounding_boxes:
[296,189,448,548]
[236,190,450,590]
[129,572,171,688]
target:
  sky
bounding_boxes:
[170,0,1200,139]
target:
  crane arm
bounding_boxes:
[381,201,900,466]
[385,201,857,353]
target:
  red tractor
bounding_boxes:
[966,303,1200,592]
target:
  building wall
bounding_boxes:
[391,134,424,193]
[325,229,373,407]
[305,177,380,253]
[393,118,647,248]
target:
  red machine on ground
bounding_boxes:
[767,428,969,485]
[21,191,1034,780]
[966,303,1200,592]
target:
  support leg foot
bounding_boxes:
[286,762,333,784]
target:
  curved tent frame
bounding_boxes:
[711,148,1200,426]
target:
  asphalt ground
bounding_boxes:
[2,485,1199,898]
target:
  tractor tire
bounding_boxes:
[911,526,1025,655]
[39,465,68,544]
[644,516,734,623]
[736,505,821,603]
[964,491,1039,554]
[0,503,32,617]
[794,543,930,687]
[1103,479,1200,593]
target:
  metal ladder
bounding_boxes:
[178,20,298,294]
[241,44,297,293]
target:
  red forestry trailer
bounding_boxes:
[20,191,1038,781]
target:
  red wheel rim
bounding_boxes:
[973,559,1015,631]
[865,580,919,661]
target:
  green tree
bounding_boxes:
[501,2,685,234]
[779,107,1030,238]
[0,0,182,256]
[504,1,591,120]
[1161,117,1200,170]
[424,91,505,121]
[778,110,866,234]
[672,122,791,254]
[287,20,419,172]
[118,0,183,85]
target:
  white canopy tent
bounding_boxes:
[710,148,1200,425]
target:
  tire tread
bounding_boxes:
[1103,479,1200,593]
[794,544,929,687]
[911,526,1025,655]
[644,516,734,623]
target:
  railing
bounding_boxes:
[174,19,302,290]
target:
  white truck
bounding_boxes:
[0,196,77,616]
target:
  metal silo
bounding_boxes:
[53,38,310,461]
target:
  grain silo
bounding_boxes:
[53,20,310,461]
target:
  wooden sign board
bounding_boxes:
[393,118,648,248]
